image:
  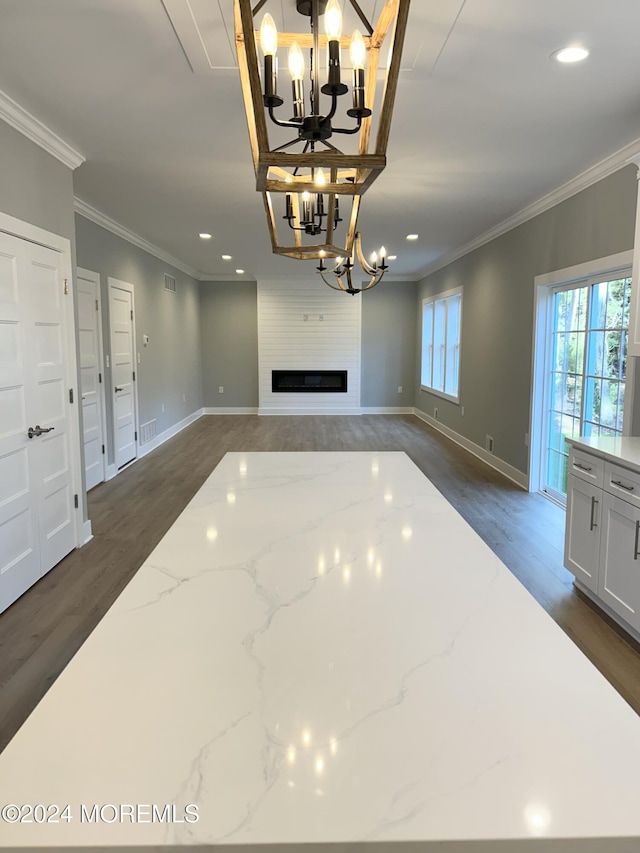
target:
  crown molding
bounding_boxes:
[74,198,202,280]
[417,135,640,281]
[199,274,257,282]
[0,88,85,170]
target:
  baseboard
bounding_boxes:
[138,409,204,458]
[361,407,414,415]
[413,407,528,490]
[106,464,118,481]
[202,407,259,415]
[81,519,92,546]
[258,407,362,416]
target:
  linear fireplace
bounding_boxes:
[272,370,348,393]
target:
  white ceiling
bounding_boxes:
[1,0,640,280]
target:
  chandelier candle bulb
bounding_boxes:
[334,197,342,226]
[288,42,306,120]
[322,0,346,94]
[260,13,280,103]
[349,29,367,114]
[285,194,294,220]
[302,192,312,224]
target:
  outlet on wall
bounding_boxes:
[486,435,494,453]
[398,385,403,393]
[219,386,224,393]
[461,406,465,416]
[434,407,439,420]
[161,403,165,413]
[182,394,186,403]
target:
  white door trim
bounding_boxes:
[77,267,107,487]
[529,249,635,494]
[0,209,84,548]
[107,277,139,469]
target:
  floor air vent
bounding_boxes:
[140,419,157,444]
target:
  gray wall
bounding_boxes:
[75,215,202,464]
[200,281,259,408]
[415,164,639,476]
[0,120,75,241]
[361,281,417,407]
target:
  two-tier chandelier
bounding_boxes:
[234,0,410,262]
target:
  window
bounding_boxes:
[544,274,631,501]
[421,287,462,401]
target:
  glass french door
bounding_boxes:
[544,274,631,503]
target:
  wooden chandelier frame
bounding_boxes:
[234,0,410,260]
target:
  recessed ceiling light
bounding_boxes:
[199,232,212,240]
[236,269,245,274]
[406,234,418,241]
[388,255,397,260]
[551,46,589,63]
[221,254,232,260]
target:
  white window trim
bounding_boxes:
[420,285,463,404]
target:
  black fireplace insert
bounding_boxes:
[271,370,348,392]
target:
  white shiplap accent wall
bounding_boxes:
[258,278,362,414]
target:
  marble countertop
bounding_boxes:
[568,435,640,470]
[1,451,640,852]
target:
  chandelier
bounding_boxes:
[234,0,410,261]
[316,232,390,294]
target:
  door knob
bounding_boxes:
[114,386,124,393]
[27,425,55,439]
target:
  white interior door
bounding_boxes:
[77,269,105,490]
[108,279,137,469]
[0,230,76,613]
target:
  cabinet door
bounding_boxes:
[564,475,601,592]
[598,492,640,630]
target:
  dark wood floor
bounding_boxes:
[2,414,640,752]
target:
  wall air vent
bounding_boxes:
[140,419,157,445]
[164,273,177,293]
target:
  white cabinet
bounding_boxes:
[598,492,640,627]
[564,442,640,638]
[565,476,601,593]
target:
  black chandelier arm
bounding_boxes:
[324,92,340,123]
[267,104,303,130]
[331,116,363,136]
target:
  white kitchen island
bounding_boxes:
[1,451,640,852]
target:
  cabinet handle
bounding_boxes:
[574,462,592,472]
[635,521,640,561]
[611,479,635,492]
[589,496,598,531]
